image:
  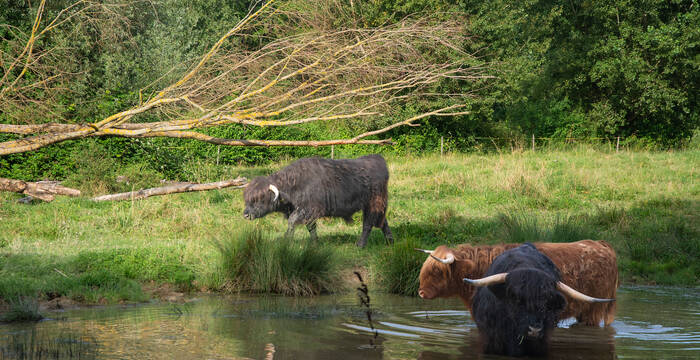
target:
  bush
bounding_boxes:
[213,228,342,295]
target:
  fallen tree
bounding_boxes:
[0,0,488,156]
[91,178,247,202]
[0,178,80,202]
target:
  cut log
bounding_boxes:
[0,178,81,202]
[92,177,247,201]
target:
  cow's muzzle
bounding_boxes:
[418,289,434,299]
[527,325,542,338]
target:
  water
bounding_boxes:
[1,286,698,359]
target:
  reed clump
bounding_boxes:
[0,297,43,323]
[213,228,343,296]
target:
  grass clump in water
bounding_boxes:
[0,297,43,323]
[214,228,342,296]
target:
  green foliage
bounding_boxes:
[213,227,342,295]
[464,0,700,145]
[3,0,698,181]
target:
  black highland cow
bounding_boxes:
[464,243,614,357]
[243,154,393,247]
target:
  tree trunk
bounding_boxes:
[92,178,247,201]
[0,178,81,202]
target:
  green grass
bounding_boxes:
[0,147,698,303]
[213,227,342,295]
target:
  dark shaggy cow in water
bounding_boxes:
[417,240,618,326]
[465,243,614,357]
[243,154,393,247]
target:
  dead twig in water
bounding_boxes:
[354,271,378,344]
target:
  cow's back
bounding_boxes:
[272,155,389,219]
[536,240,618,325]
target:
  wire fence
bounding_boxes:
[157,134,631,162]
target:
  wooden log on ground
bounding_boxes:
[0,178,81,202]
[92,177,247,201]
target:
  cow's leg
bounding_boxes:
[285,210,302,239]
[306,220,318,241]
[380,217,394,244]
[357,211,373,248]
[285,223,296,239]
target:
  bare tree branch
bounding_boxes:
[1,0,491,156]
[91,178,247,201]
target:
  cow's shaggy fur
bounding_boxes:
[418,240,617,325]
[471,243,566,356]
[243,154,393,247]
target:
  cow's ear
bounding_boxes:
[550,292,566,312]
[278,190,290,204]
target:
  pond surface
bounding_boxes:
[1,286,698,359]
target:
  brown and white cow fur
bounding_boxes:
[418,240,618,326]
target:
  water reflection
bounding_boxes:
[0,286,698,359]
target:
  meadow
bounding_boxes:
[0,147,698,311]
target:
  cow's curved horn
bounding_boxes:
[556,282,615,303]
[268,184,279,202]
[414,248,455,264]
[430,253,455,264]
[414,248,434,254]
[463,273,507,287]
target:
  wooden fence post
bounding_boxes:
[532,134,535,152]
[616,137,620,153]
[331,145,335,159]
[440,136,444,156]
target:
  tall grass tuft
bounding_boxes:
[370,238,426,295]
[498,213,600,243]
[213,228,342,296]
[0,297,43,323]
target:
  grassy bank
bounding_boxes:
[0,148,698,307]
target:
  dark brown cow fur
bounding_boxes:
[418,240,618,326]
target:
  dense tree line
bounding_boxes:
[1,0,698,180]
